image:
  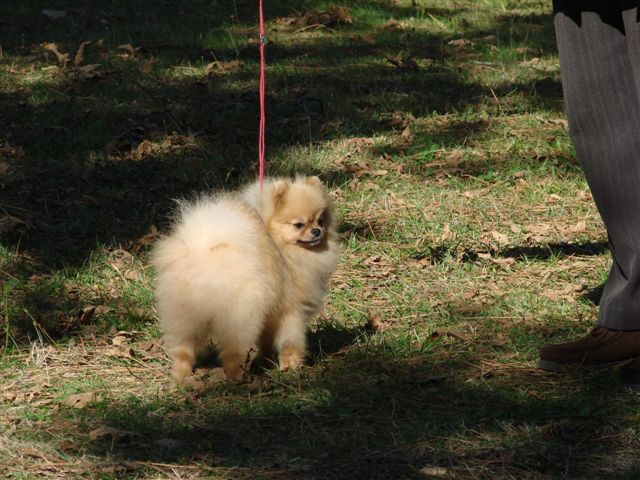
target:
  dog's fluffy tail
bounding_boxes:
[152,196,282,346]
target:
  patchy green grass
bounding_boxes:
[2,0,640,478]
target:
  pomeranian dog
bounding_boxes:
[151,176,339,383]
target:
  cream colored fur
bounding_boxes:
[152,176,339,383]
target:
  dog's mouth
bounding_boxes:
[297,238,322,248]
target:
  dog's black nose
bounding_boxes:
[311,228,321,237]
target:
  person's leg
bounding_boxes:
[539,4,640,371]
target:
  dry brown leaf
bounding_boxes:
[577,190,593,202]
[204,61,228,74]
[345,160,373,177]
[111,334,130,347]
[385,111,407,127]
[304,4,353,26]
[400,125,413,142]
[431,329,468,342]
[18,448,43,459]
[108,248,134,267]
[448,38,474,47]
[461,289,479,300]
[385,192,407,208]
[365,310,386,332]
[20,447,63,463]
[127,306,150,319]
[453,301,483,314]
[95,305,113,316]
[476,252,515,268]
[89,426,141,443]
[304,11,332,26]
[463,188,486,199]
[328,4,353,24]
[440,224,452,242]
[566,221,587,234]
[58,440,82,452]
[140,57,156,74]
[525,223,552,235]
[43,42,69,65]
[491,257,515,267]
[128,224,159,252]
[78,306,96,323]
[134,139,154,159]
[63,392,100,409]
[98,463,139,474]
[384,19,402,30]
[521,57,542,67]
[541,284,585,302]
[491,332,510,347]
[490,231,509,245]
[445,149,463,167]
[75,64,103,79]
[387,52,419,72]
[161,132,187,148]
[351,34,375,44]
[363,254,383,266]
[7,384,52,404]
[0,143,25,159]
[0,215,29,235]
[106,345,134,358]
[344,137,375,146]
[112,330,141,341]
[74,40,91,65]
[123,269,140,281]
[118,43,136,55]
[138,339,164,354]
[274,16,298,27]
[573,221,587,232]
[420,466,449,478]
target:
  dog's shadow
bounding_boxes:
[193,319,363,374]
[308,320,364,364]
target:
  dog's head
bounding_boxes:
[267,176,335,249]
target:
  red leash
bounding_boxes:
[258,0,266,191]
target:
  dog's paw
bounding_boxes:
[279,345,305,370]
[172,365,194,384]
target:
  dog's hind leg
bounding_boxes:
[169,343,197,384]
[214,303,266,383]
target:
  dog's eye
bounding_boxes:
[293,222,305,229]
[318,215,325,227]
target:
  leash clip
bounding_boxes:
[259,34,266,45]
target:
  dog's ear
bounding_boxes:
[304,176,322,186]
[272,180,290,205]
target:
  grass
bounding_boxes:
[2,0,640,478]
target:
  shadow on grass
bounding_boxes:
[580,282,606,306]
[187,320,364,373]
[0,2,565,340]
[0,1,561,260]
[61,344,640,479]
[498,240,609,260]
[419,240,609,266]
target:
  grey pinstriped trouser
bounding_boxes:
[554,3,640,329]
